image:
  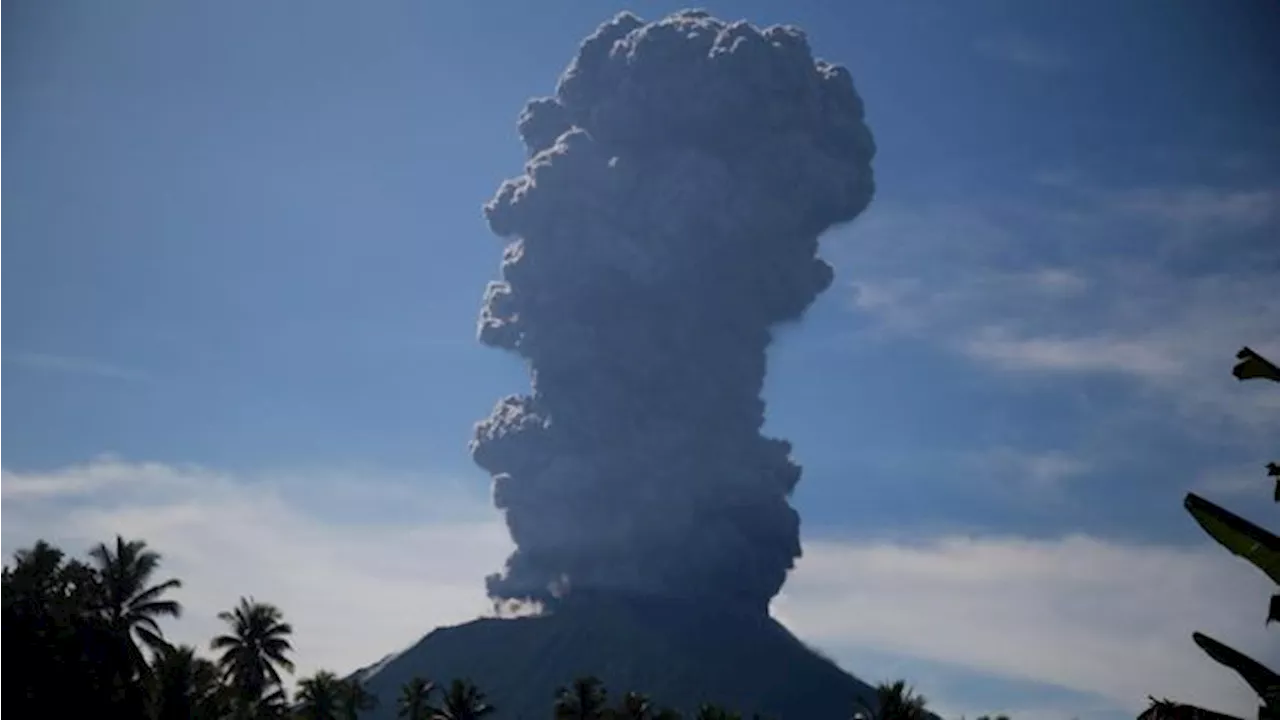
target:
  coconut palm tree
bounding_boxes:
[432,679,495,720]
[88,536,183,677]
[149,644,228,720]
[296,671,345,720]
[853,680,929,720]
[398,677,436,720]
[555,676,609,720]
[258,685,293,719]
[340,677,379,720]
[211,596,295,719]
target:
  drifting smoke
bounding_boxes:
[472,9,875,616]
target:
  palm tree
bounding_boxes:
[296,671,345,720]
[432,678,495,720]
[149,644,228,720]
[555,676,609,720]
[211,596,295,719]
[258,685,292,720]
[615,691,653,720]
[340,677,380,720]
[853,680,929,720]
[398,677,436,720]
[88,536,183,678]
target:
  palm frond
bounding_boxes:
[132,577,183,604]
[132,598,183,618]
[210,634,240,650]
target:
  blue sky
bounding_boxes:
[4,2,1279,718]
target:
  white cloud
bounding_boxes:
[0,457,513,682]
[775,534,1276,720]
[4,458,1275,719]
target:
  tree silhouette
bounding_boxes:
[340,676,380,720]
[3,541,119,714]
[556,676,610,720]
[615,690,655,720]
[88,535,183,683]
[433,678,496,720]
[211,596,295,719]
[399,677,438,720]
[852,680,930,720]
[297,670,345,720]
[149,644,228,720]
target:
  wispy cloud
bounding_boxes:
[3,457,1272,719]
[1192,462,1277,500]
[833,180,1280,435]
[961,327,1184,378]
[974,33,1071,72]
[4,352,152,382]
[1110,186,1280,231]
[964,447,1092,496]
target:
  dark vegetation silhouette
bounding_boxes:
[1141,348,1280,720]
[852,681,929,720]
[2,535,1017,719]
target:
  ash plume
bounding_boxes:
[471,9,875,616]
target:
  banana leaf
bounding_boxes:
[1184,493,1280,586]
[1138,696,1245,720]
[1192,632,1280,709]
[1233,347,1280,383]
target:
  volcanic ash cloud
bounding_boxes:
[471,9,875,616]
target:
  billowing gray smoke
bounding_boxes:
[471,9,875,617]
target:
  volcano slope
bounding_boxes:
[356,594,874,719]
